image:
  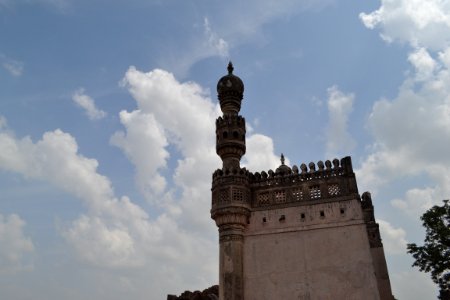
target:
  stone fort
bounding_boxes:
[169,63,394,300]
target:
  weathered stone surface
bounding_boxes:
[243,199,380,300]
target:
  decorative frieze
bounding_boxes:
[257,192,270,206]
[328,183,340,196]
[251,180,349,209]
[274,190,286,203]
[309,185,321,199]
[292,188,303,201]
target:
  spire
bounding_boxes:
[227,61,234,74]
[281,153,285,165]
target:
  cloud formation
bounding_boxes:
[0,119,219,297]
[159,17,230,77]
[0,213,34,273]
[377,219,407,255]
[243,134,282,172]
[358,0,450,219]
[0,53,24,77]
[204,17,229,58]
[0,0,69,11]
[117,67,282,232]
[0,64,283,298]
[360,0,450,50]
[72,88,106,120]
[111,110,169,197]
[325,85,355,158]
[159,0,333,76]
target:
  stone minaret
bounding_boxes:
[211,62,250,300]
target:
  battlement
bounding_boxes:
[211,157,359,210]
[215,114,246,126]
[248,156,358,209]
[251,156,353,182]
[212,167,251,182]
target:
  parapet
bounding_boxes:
[212,156,359,210]
[249,156,358,209]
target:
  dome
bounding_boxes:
[217,62,244,102]
[275,154,292,175]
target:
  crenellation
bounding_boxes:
[232,156,359,210]
[249,157,352,184]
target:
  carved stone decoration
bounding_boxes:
[257,192,270,206]
[328,184,340,196]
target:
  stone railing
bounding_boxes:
[249,157,358,208]
[211,157,359,209]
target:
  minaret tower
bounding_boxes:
[211,62,250,300]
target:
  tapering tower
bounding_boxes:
[211,62,251,300]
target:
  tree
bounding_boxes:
[407,200,450,299]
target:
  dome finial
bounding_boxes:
[281,153,285,165]
[227,61,234,74]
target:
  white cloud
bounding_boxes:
[408,47,437,81]
[377,219,407,255]
[119,67,220,215]
[0,0,69,11]
[63,214,142,268]
[0,213,34,273]
[72,88,106,120]
[204,17,229,58]
[360,0,450,50]
[358,1,450,218]
[391,270,436,300]
[325,85,355,158]
[111,110,169,197]
[0,61,288,297]
[356,49,450,215]
[0,128,116,208]
[118,67,282,233]
[0,126,141,264]
[159,0,333,76]
[243,133,282,172]
[214,0,333,43]
[159,17,230,77]
[0,53,24,77]
[0,121,219,297]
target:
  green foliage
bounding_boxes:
[407,200,450,292]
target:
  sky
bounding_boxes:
[0,0,449,299]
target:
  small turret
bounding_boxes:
[275,153,292,175]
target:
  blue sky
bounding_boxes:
[1,0,449,299]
